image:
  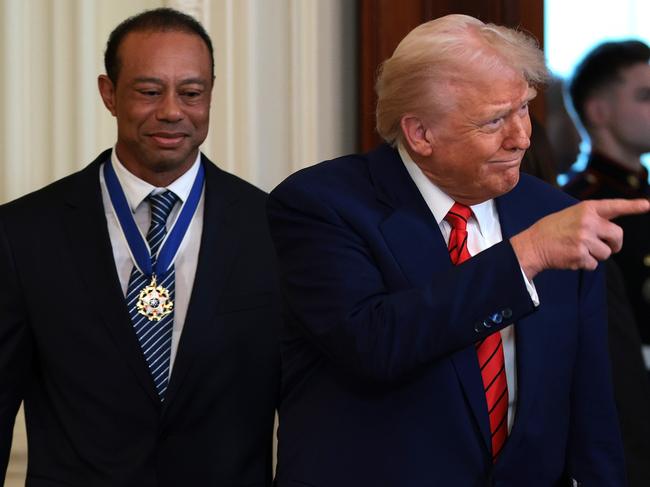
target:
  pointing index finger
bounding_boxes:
[593,198,650,220]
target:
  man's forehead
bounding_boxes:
[117,30,211,64]
[602,63,650,98]
[472,88,534,121]
[626,63,650,82]
[113,30,212,87]
[123,29,201,44]
[449,73,533,104]
[118,29,210,58]
[450,60,528,87]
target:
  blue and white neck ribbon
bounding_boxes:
[103,160,205,281]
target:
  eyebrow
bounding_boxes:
[485,102,527,121]
[132,77,208,87]
[488,89,537,119]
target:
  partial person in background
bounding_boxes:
[267,14,645,486]
[523,116,650,487]
[0,8,280,487]
[520,116,558,183]
[541,78,582,176]
[564,41,650,353]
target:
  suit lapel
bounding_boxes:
[162,157,245,411]
[369,144,492,450]
[369,145,447,280]
[61,151,159,405]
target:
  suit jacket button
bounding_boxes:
[475,321,483,333]
[490,312,503,324]
[501,308,512,319]
[482,319,492,329]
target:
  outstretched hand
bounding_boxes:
[510,198,650,280]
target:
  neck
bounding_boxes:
[590,136,643,172]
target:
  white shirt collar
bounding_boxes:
[397,142,498,237]
[110,148,202,212]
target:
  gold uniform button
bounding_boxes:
[644,254,650,267]
[627,175,640,189]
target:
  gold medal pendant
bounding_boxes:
[137,275,174,321]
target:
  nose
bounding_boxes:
[156,92,184,123]
[502,115,531,151]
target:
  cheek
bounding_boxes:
[119,105,154,128]
[616,101,646,123]
[469,144,503,175]
[613,111,640,137]
[189,108,210,130]
[635,106,650,126]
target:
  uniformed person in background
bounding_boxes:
[523,113,650,487]
[564,40,650,357]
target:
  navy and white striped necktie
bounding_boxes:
[126,190,178,400]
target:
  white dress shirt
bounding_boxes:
[99,149,205,376]
[398,143,539,433]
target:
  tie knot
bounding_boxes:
[148,190,178,225]
[445,202,472,231]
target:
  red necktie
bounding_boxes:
[445,202,508,462]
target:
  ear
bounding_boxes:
[98,75,117,116]
[583,96,611,128]
[400,115,433,157]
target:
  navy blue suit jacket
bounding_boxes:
[267,144,625,487]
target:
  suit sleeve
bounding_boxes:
[0,216,31,479]
[267,179,536,384]
[566,264,627,485]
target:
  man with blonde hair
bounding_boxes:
[268,14,643,486]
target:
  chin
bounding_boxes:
[501,170,520,194]
[478,169,520,200]
[149,152,195,173]
[492,179,519,200]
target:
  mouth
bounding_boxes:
[489,156,522,166]
[148,132,188,148]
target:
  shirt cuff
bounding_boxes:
[520,267,540,307]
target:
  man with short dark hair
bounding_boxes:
[564,40,650,346]
[563,39,650,487]
[268,15,646,486]
[0,8,280,486]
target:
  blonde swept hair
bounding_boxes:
[375,14,549,145]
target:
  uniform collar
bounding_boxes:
[588,152,649,195]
